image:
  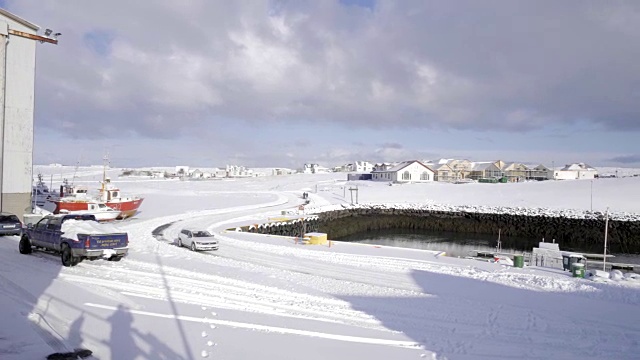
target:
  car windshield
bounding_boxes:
[193,231,212,237]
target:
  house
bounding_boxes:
[468,162,503,180]
[555,163,598,180]
[352,161,373,173]
[175,166,189,176]
[502,162,528,182]
[424,162,455,182]
[373,163,394,172]
[226,165,253,177]
[190,169,214,179]
[446,159,473,180]
[302,163,330,174]
[371,160,435,183]
[525,164,552,181]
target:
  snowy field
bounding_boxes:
[1,165,640,359]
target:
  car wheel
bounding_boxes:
[19,236,32,254]
[61,244,79,267]
[108,256,122,262]
[190,242,197,252]
[178,239,182,247]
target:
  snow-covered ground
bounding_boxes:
[2,166,640,359]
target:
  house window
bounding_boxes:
[420,172,430,180]
[403,171,411,180]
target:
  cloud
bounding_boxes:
[4,1,640,167]
[608,155,640,164]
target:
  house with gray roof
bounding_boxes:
[371,160,435,183]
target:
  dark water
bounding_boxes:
[336,228,640,265]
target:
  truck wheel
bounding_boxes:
[178,239,182,247]
[61,244,79,267]
[108,256,122,262]
[190,242,197,252]
[19,236,32,254]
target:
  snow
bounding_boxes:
[1,166,640,359]
[61,219,126,241]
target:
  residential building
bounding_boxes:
[425,162,455,182]
[502,162,528,182]
[447,159,473,180]
[468,162,503,180]
[555,163,598,180]
[525,164,552,181]
[373,163,394,172]
[371,160,435,183]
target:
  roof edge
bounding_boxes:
[0,8,40,31]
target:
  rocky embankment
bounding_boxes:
[308,204,640,253]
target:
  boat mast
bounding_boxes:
[101,154,108,194]
[603,207,609,271]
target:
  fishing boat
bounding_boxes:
[31,173,54,208]
[52,158,144,219]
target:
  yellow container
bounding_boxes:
[305,232,327,245]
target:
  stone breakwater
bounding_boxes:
[307,204,640,253]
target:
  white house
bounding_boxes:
[226,165,253,177]
[373,162,394,172]
[555,163,598,180]
[371,160,435,183]
[352,161,373,173]
[302,163,330,174]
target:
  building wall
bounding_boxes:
[395,162,434,183]
[1,14,37,219]
[555,170,597,180]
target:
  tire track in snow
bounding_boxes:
[83,303,422,349]
[60,262,386,330]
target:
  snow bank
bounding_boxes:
[61,219,126,240]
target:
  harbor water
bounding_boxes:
[336,228,640,266]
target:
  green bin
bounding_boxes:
[513,255,524,268]
[571,263,585,278]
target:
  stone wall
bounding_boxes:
[316,208,640,253]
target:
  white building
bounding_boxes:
[555,163,598,180]
[350,161,373,173]
[371,160,435,183]
[226,165,253,177]
[0,9,41,218]
[302,163,330,174]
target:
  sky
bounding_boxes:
[3,0,640,169]
[2,166,640,359]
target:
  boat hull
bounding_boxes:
[54,198,144,219]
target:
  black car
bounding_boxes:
[0,212,22,236]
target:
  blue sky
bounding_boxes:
[3,1,639,169]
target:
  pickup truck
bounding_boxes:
[19,213,129,267]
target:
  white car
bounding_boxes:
[177,228,219,251]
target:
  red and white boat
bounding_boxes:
[52,164,144,219]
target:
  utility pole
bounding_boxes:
[603,207,609,271]
[590,180,593,211]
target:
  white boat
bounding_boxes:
[31,173,54,208]
[63,202,121,222]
